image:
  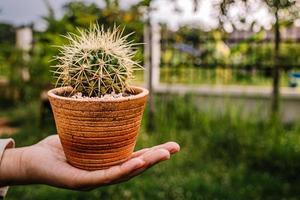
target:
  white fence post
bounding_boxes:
[151,22,161,88]
[16,26,32,82]
[143,7,161,131]
[143,18,150,88]
[143,18,161,89]
[16,26,33,52]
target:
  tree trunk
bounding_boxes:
[271,8,281,115]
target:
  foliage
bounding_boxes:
[0,1,300,199]
[216,0,299,31]
[161,26,300,68]
[1,1,300,101]
[0,23,15,44]
[0,23,15,77]
[1,95,300,200]
[0,1,145,101]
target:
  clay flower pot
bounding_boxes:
[48,86,148,170]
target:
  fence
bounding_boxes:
[158,26,300,87]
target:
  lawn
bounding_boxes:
[1,95,300,200]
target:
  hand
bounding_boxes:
[0,135,180,191]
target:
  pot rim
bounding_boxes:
[48,86,149,103]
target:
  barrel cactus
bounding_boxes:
[52,24,141,97]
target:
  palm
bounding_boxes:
[21,135,179,190]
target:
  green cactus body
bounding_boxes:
[52,24,141,97]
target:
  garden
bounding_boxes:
[0,0,300,199]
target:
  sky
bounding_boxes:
[0,0,276,31]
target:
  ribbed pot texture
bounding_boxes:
[48,86,148,170]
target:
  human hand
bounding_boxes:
[0,135,180,191]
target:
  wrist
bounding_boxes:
[0,147,27,186]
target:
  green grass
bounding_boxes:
[1,95,300,200]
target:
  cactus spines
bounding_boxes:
[52,24,142,97]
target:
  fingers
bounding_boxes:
[140,148,171,164]
[103,157,146,183]
[130,148,150,158]
[78,148,172,188]
[164,142,180,154]
[131,141,180,158]
[116,148,172,183]
[78,157,145,188]
[115,142,180,183]
[73,142,180,190]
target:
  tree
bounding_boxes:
[213,0,300,115]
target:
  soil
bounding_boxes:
[70,92,132,100]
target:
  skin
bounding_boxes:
[0,135,180,191]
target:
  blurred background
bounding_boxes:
[0,0,300,199]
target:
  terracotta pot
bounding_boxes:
[48,86,148,170]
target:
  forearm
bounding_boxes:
[0,147,27,187]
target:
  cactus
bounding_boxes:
[52,24,142,97]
